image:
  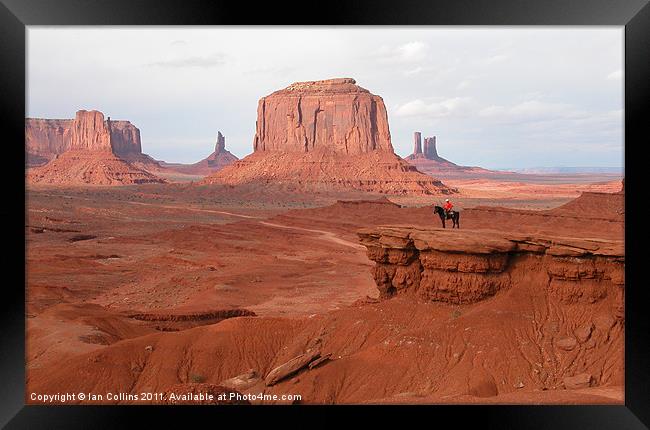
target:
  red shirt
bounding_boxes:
[444,202,453,211]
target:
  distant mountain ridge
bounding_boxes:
[500,167,623,174]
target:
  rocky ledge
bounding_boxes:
[358,226,624,305]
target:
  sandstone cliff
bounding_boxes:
[68,110,112,152]
[107,119,143,157]
[358,226,623,305]
[253,78,393,155]
[25,119,73,166]
[203,79,454,195]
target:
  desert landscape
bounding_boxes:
[24,75,624,405]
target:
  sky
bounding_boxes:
[27,27,623,169]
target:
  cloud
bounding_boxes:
[394,97,477,118]
[243,65,297,76]
[456,80,472,90]
[394,96,610,130]
[146,53,225,68]
[396,41,428,61]
[403,66,423,76]
[479,100,585,123]
[374,41,429,64]
[606,69,622,80]
[483,54,509,65]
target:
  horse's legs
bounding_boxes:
[437,212,446,228]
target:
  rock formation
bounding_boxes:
[159,131,238,176]
[405,132,502,178]
[423,136,438,159]
[358,226,624,305]
[406,132,456,166]
[27,110,165,185]
[26,111,148,167]
[68,110,112,152]
[25,119,72,166]
[251,78,394,154]
[202,79,454,195]
[413,132,423,155]
[215,131,225,154]
[107,119,143,157]
[202,131,239,169]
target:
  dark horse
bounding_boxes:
[433,206,460,229]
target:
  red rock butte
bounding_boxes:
[27,110,164,185]
[203,78,454,195]
[405,131,500,177]
[406,132,457,167]
[26,110,147,165]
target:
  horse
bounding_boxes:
[433,206,460,229]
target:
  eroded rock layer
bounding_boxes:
[358,226,624,306]
[203,79,453,195]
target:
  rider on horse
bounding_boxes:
[443,199,453,215]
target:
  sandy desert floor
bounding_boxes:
[25,175,625,404]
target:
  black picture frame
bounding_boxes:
[2,0,648,427]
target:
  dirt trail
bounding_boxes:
[259,221,365,250]
[126,201,261,219]
[126,200,362,249]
